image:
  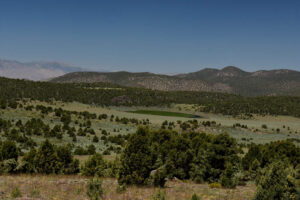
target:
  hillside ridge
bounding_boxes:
[50,66,300,96]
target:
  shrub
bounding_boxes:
[261,124,267,129]
[152,189,165,200]
[33,140,61,174]
[20,140,79,174]
[209,182,222,189]
[29,187,41,198]
[118,127,154,185]
[220,163,237,188]
[87,144,96,155]
[86,177,104,200]
[116,184,126,193]
[82,153,107,177]
[0,159,18,174]
[0,140,18,161]
[149,167,167,187]
[253,161,299,200]
[191,194,201,200]
[11,187,22,198]
[93,136,99,143]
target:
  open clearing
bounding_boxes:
[2,100,298,148]
[0,175,256,200]
[128,110,201,118]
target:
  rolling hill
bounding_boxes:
[51,66,300,96]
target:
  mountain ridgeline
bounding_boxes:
[50,66,300,97]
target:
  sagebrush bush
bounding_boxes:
[152,189,165,200]
[116,184,126,193]
[209,182,222,189]
[191,193,201,200]
[10,187,22,198]
[86,177,104,200]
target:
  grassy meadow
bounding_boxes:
[1,100,299,149]
[128,110,201,118]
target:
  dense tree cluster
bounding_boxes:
[0,77,300,117]
[118,127,241,187]
[0,140,79,174]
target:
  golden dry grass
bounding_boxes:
[0,175,256,200]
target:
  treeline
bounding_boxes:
[0,77,300,117]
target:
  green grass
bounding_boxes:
[128,110,201,118]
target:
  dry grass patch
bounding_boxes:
[0,175,255,200]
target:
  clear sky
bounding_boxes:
[0,0,299,73]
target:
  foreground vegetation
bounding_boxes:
[0,175,256,200]
[0,126,299,199]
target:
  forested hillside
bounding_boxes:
[1,77,300,117]
[50,66,300,96]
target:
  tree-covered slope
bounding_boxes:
[1,77,300,117]
[50,67,300,96]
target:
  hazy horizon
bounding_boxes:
[1,57,300,75]
[1,0,300,73]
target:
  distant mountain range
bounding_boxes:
[1,59,299,96]
[0,59,81,80]
[51,66,300,96]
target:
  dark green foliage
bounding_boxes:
[191,194,201,200]
[0,140,18,161]
[243,141,300,172]
[0,159,18,174]
[82,153,107,177]
[93,135,99,143]
[87,144,96,155]
[220,163,237,188]
[118,128,240,186]
[163,135,193,179]
[118,127,155,186]
[33,140,61,174]
[74,146,88,155]
[19,140,79,174]
[19,148,37,173]
[253,161,300,200]
[150,167,167,187]
[56,145,80,174]
[205,133,240,181]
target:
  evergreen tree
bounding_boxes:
[253,161,299,200]
[118,127,154,185]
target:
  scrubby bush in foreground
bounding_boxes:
[253,161,299,200]
[118,127,240,187]
[19,140,79,174]
[86,176,104,200]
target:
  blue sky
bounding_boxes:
[0,0,299,73]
